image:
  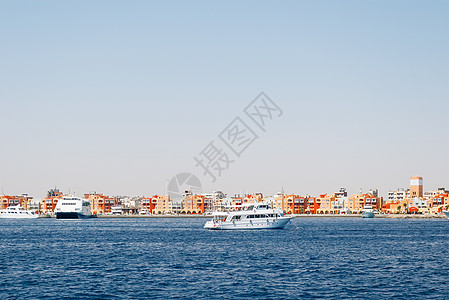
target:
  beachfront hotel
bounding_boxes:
[85,192,116,215]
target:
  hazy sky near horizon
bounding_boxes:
[0,0,448,199]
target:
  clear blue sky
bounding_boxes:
[0,0,448,198]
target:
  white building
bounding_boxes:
[388,188,409,202]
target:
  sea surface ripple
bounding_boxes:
[0,218,448,299]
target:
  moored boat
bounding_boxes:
[55,196,95,219]
[139,208,150,215]
[443,210,449,220]
[204,203,293,230]
[0,205,39,219]
[362,204,375,218]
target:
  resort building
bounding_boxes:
[0,194,33,210]
[152,195,172,214]
[428,192,449,213]
[316,194,337,214]
[387,188,409,202]
[84,192,116,215]
[304,197,319,214]
[348,192,382,213]
[141,197,156,213]
[272,194,305,214]
[181,192,205,214]
[201,191,225,213]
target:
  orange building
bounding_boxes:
[430,193,449,212]
[348,193,382,213]
[304,197,319,214]
[141,197,156,214]
[85,193,116,215]
[40,189,63,214]
[0,194,33,210]
[273,194,308,214]
[316,194,337,214]
[152,195,172,214]
[181,194,205,214]
[410,176,423,198]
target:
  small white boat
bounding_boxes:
[204,203,293,230]
[0,205,39,219]
[362,205,375,218]
[443,211,449,219]
[139,208,151,215]
[55,196,95,219]
[111,206,123,215]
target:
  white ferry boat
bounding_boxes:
[204,203,293,230]
[54,196,95,219]
[0,205,39,219]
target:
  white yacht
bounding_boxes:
[54,196,94,219]
[204,203,293,230]
[0,205,39,219]
[443,211,449,219]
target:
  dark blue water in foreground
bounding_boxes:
[1,218,448,299]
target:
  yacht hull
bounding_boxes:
[56,212,96,219]
[0,215,38,219]
[362,212,374,218]
[443,211,449,219]
[204,217,293,230]
[0,206,39,219]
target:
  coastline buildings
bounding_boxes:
[2,175,446,216]
[382,177,448,214]
[0,194,33,210]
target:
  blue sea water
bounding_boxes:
[0,218,448,299]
